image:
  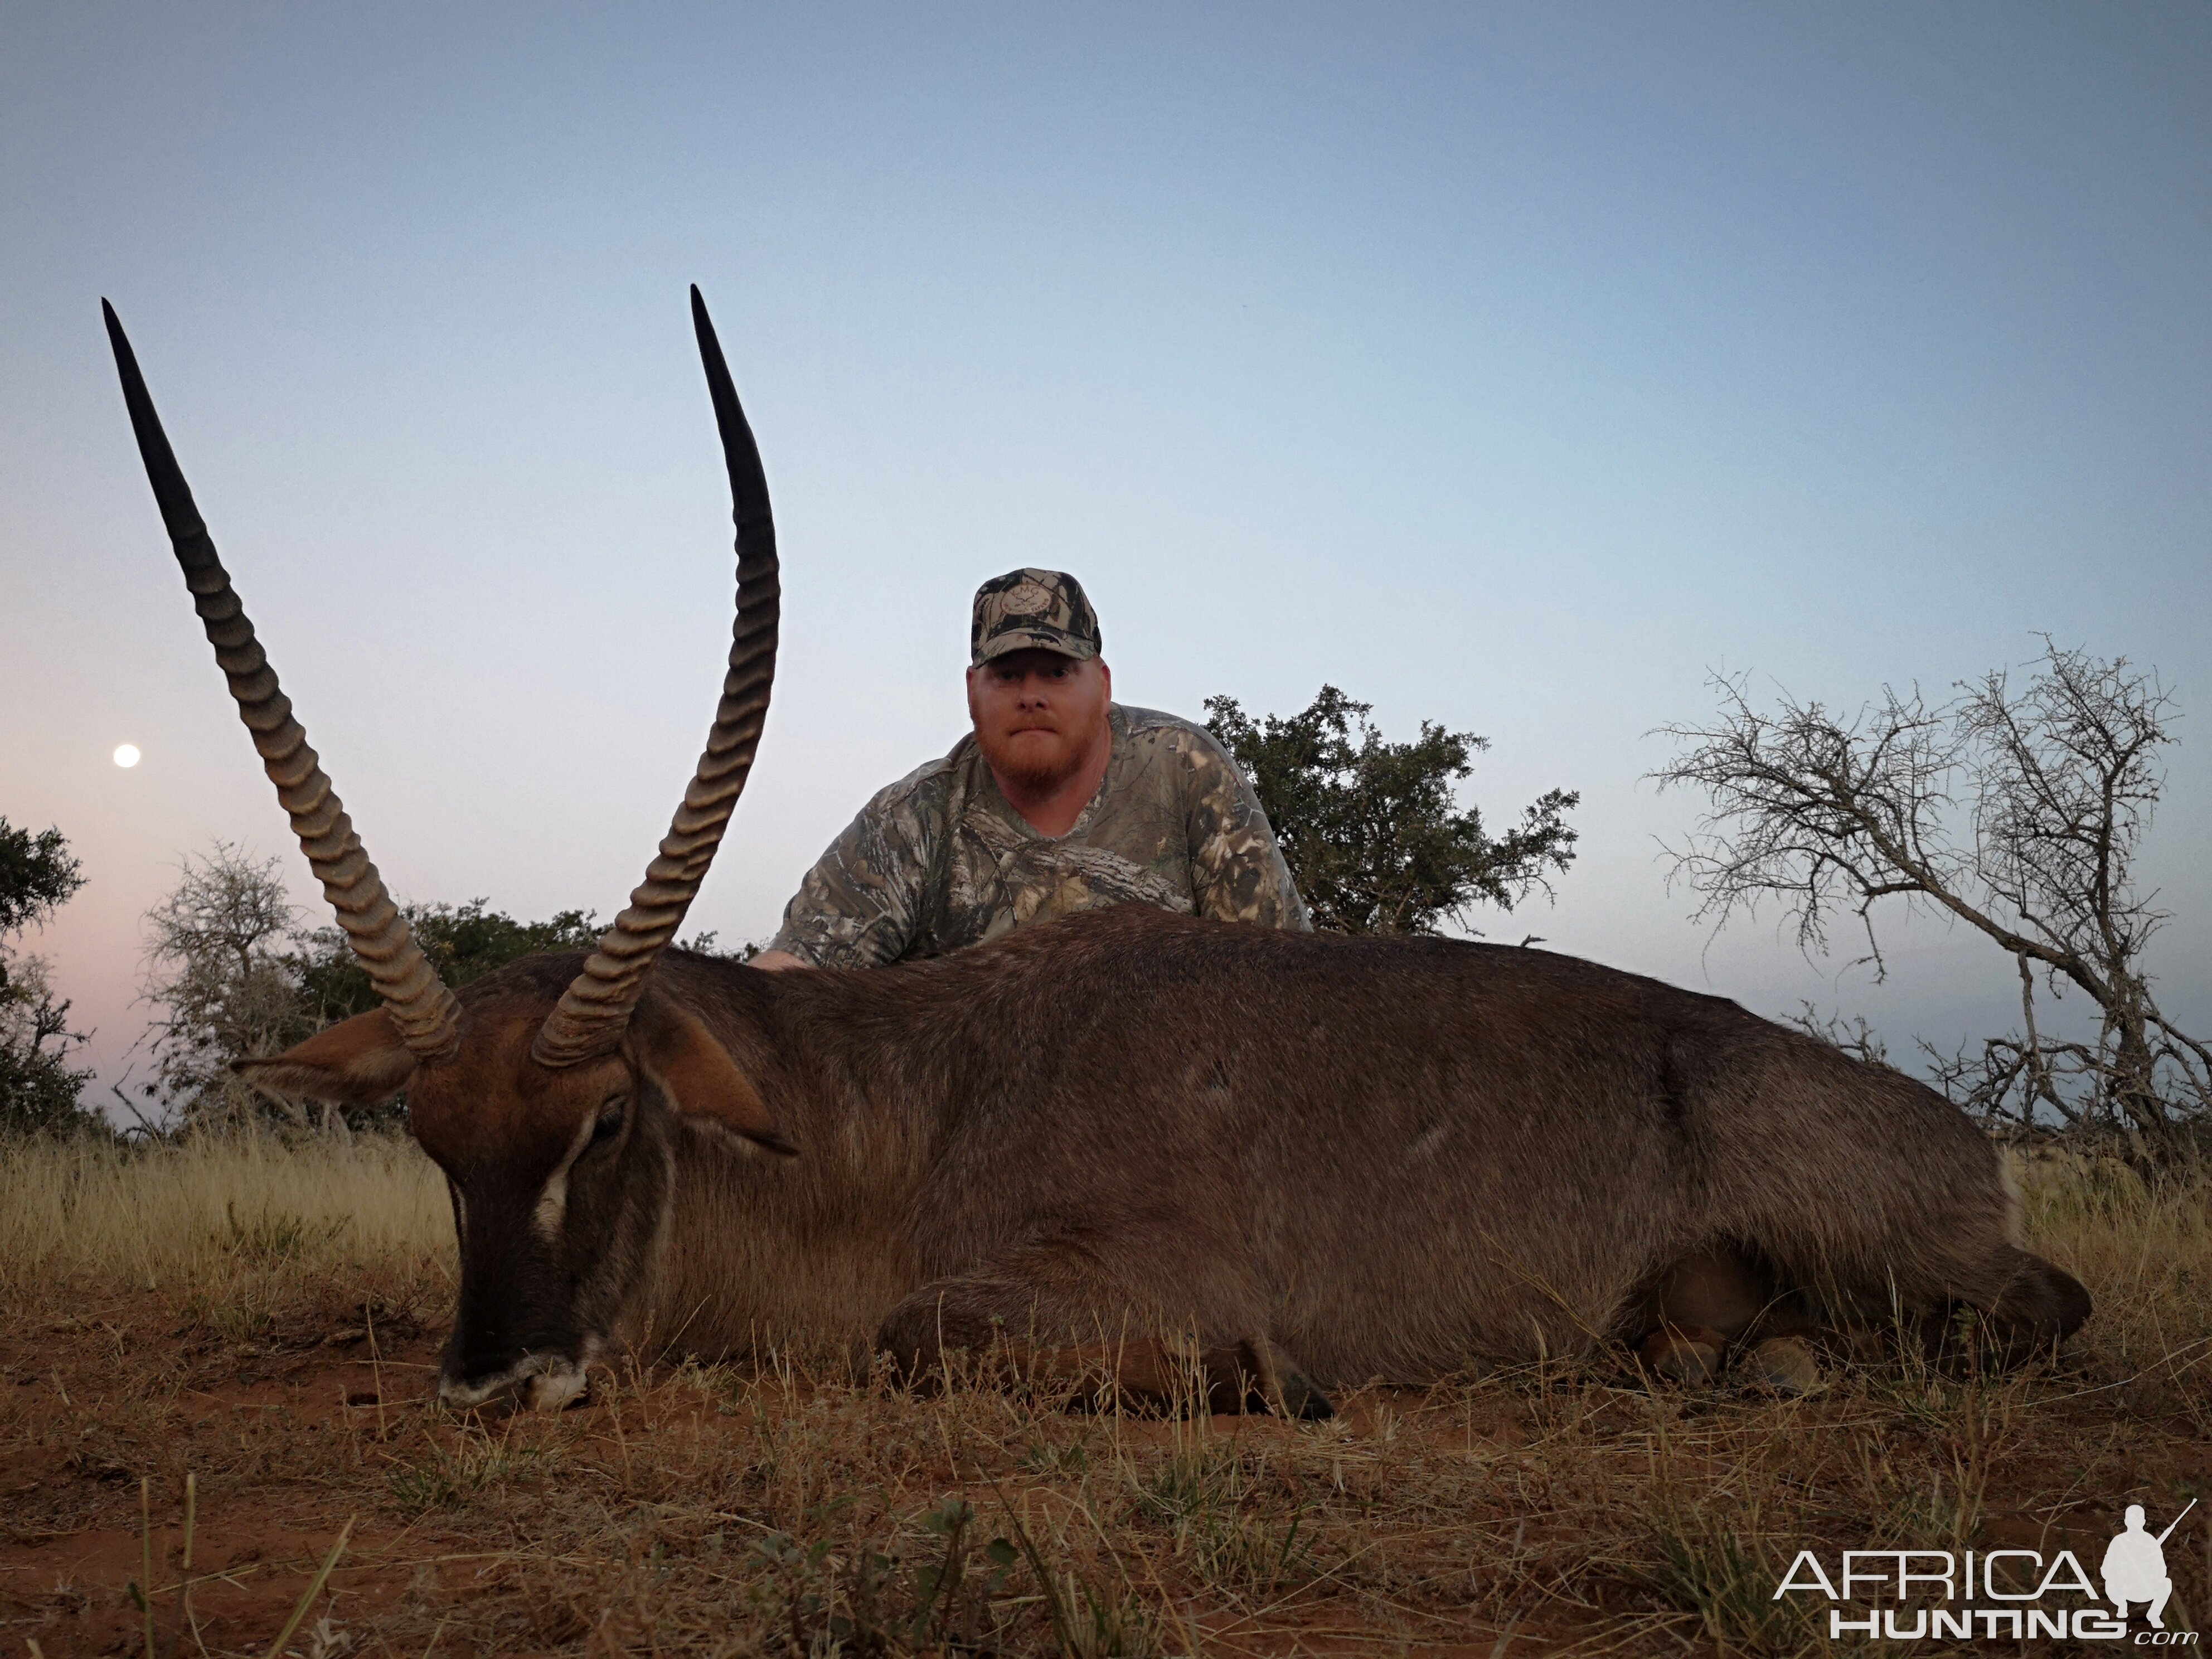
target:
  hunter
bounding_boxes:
[752,568,1310,970]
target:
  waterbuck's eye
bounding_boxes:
[591,1095,627,1144]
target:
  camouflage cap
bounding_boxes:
[970,568,1102,666]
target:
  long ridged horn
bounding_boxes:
[531,287,780,1067]
[103,300,462,1062]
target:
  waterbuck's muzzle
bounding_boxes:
[438,1341,598,1413]
[436,1241,596,1411]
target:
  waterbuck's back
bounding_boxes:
[693,905,2013,1384]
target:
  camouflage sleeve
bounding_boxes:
[1181,727,1313,932]
[765,765,948,968]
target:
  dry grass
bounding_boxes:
[0,1131,452,1295]
[1,1134,2206,1656]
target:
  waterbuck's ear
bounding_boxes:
[633,1003,797,1157]
[232,1008,419,1104]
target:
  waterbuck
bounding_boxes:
[105,293,2090,1416]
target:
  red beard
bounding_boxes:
[977,721,1096,794]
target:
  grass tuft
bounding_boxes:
[1639,1506,1821,1656]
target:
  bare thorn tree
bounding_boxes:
[1652,639,2209,1158]
[137,841,322,1131]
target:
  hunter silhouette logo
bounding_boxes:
[1774,1498,2199,1643]
[2105,1501,2194,1631]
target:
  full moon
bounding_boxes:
[113,744,141,768]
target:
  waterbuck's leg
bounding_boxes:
[1628,1249,1768,1382]
[874,1244,1333,1419]
[1920,1246,2092,1369]
[1653,1249,1768,1341]
[985,1333,1331,1420]
[1787,1241,2090,1371]
[1622,1249,1821,1392]
[1991,1250,2093,1346]
[878,1290,1333,1418]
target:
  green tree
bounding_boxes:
[293,902,750,1024]
[1,820,83,933]
[1206,686,1580,936]
[293,899,605,1025]
[0,817,100,1137]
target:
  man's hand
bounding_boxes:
[750,949,813,972]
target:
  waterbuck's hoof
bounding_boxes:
[1638,1326,1725,1384]
[1745,1335,1820,1395]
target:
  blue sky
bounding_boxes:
[4,3,2207,1103]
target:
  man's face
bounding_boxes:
[966,648,1112,792]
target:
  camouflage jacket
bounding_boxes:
[767,705,1311,968]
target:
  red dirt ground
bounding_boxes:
[7,1277,2208,1657]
